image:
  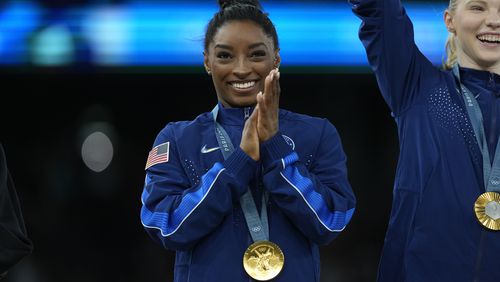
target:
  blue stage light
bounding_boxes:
[0,1,448,67]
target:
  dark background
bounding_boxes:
[0,0,448,281]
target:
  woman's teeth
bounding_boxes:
[477,34,500,44]
[231,81,256,89]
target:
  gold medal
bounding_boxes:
[243,240,284,281]
[474,192,500,231]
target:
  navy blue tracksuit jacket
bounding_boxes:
[351,0,500,281]
[140,105,356,281]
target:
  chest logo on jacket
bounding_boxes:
[201,145,221,154]
[282,135,295,150]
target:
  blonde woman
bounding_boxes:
[350,0,499,281]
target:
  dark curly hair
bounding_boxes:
[204,0,279,51]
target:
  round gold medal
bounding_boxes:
[474,192,500,231]
[243,240,284,281]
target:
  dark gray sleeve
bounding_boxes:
[0,143,33,274]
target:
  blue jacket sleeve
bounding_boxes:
[349,0,440,116]
[260,120,356,245]
[140,124,258,250]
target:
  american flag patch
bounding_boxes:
[145,142,169,170]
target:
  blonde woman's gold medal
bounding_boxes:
[243,240,284,281]
[474,192,500,231]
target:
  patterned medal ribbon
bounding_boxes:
[453,66,500,231]
[212,105,285,279]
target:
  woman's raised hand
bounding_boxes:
[240,104,260,161]
[257,68,280,142]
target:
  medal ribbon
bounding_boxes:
[453,65,500,193]
[211,105,270,242]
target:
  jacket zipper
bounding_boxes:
[244,107,250,119]
[474,73,497,281]
[473,231,486,282]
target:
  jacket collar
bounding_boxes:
[215,102,255,126]
[460,67,500,94]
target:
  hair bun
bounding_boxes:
[218,0,262,11]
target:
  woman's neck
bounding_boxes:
[458,56,500,76]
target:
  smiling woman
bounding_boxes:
[139,0,356,281]
[444,0,500,70]
[204,20,279,108]
[349,0,500,280]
